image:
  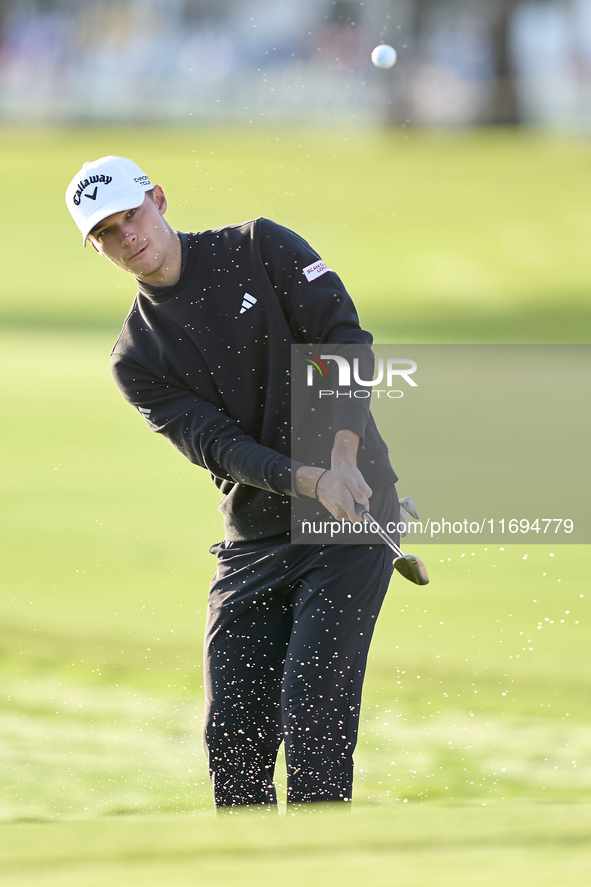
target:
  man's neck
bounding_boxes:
[136,229,182,287]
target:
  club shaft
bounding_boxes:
[359,509,404,558]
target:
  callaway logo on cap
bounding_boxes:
[65,155,152,246]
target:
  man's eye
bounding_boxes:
[99,228,110,238]
[127,209,136,218]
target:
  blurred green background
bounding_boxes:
[3,126,591,340]
[1,123,590,884]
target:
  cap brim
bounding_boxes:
[82,191,147,246]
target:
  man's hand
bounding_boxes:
[317,465,372,522]
[293,429,372,524]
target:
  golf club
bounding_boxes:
[355,502,430,586]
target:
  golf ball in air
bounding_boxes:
[371,44,397,68]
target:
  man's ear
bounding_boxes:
[151,184,167,216]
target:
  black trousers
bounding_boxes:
[203,509,396,808]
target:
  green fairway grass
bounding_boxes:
[1,331,589,824]
[1,126,589,881]
[2,804,591,886]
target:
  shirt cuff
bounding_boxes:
[332,403,369,442]
[271,456,304,498]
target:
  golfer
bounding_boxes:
[66,155,399,810]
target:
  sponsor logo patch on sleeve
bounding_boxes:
[302,260,333,282]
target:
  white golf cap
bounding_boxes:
[65,155,153,246]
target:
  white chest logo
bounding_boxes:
[302,260,333,282]
[240,293,257,314]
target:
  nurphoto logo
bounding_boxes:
[303,353,418,399]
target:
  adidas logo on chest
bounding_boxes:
[240,293,257,314]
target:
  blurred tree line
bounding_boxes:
[329,0,567,125]
[0,0,578,127]
[402,0,524,124]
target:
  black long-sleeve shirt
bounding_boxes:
[111,218,396,541]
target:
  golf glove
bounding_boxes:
[398,496,420,538]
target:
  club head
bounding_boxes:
[393,554,430,586]
[353,501,430,586]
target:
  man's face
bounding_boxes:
[88,185,175,282]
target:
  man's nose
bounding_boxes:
[121,225,137,247]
